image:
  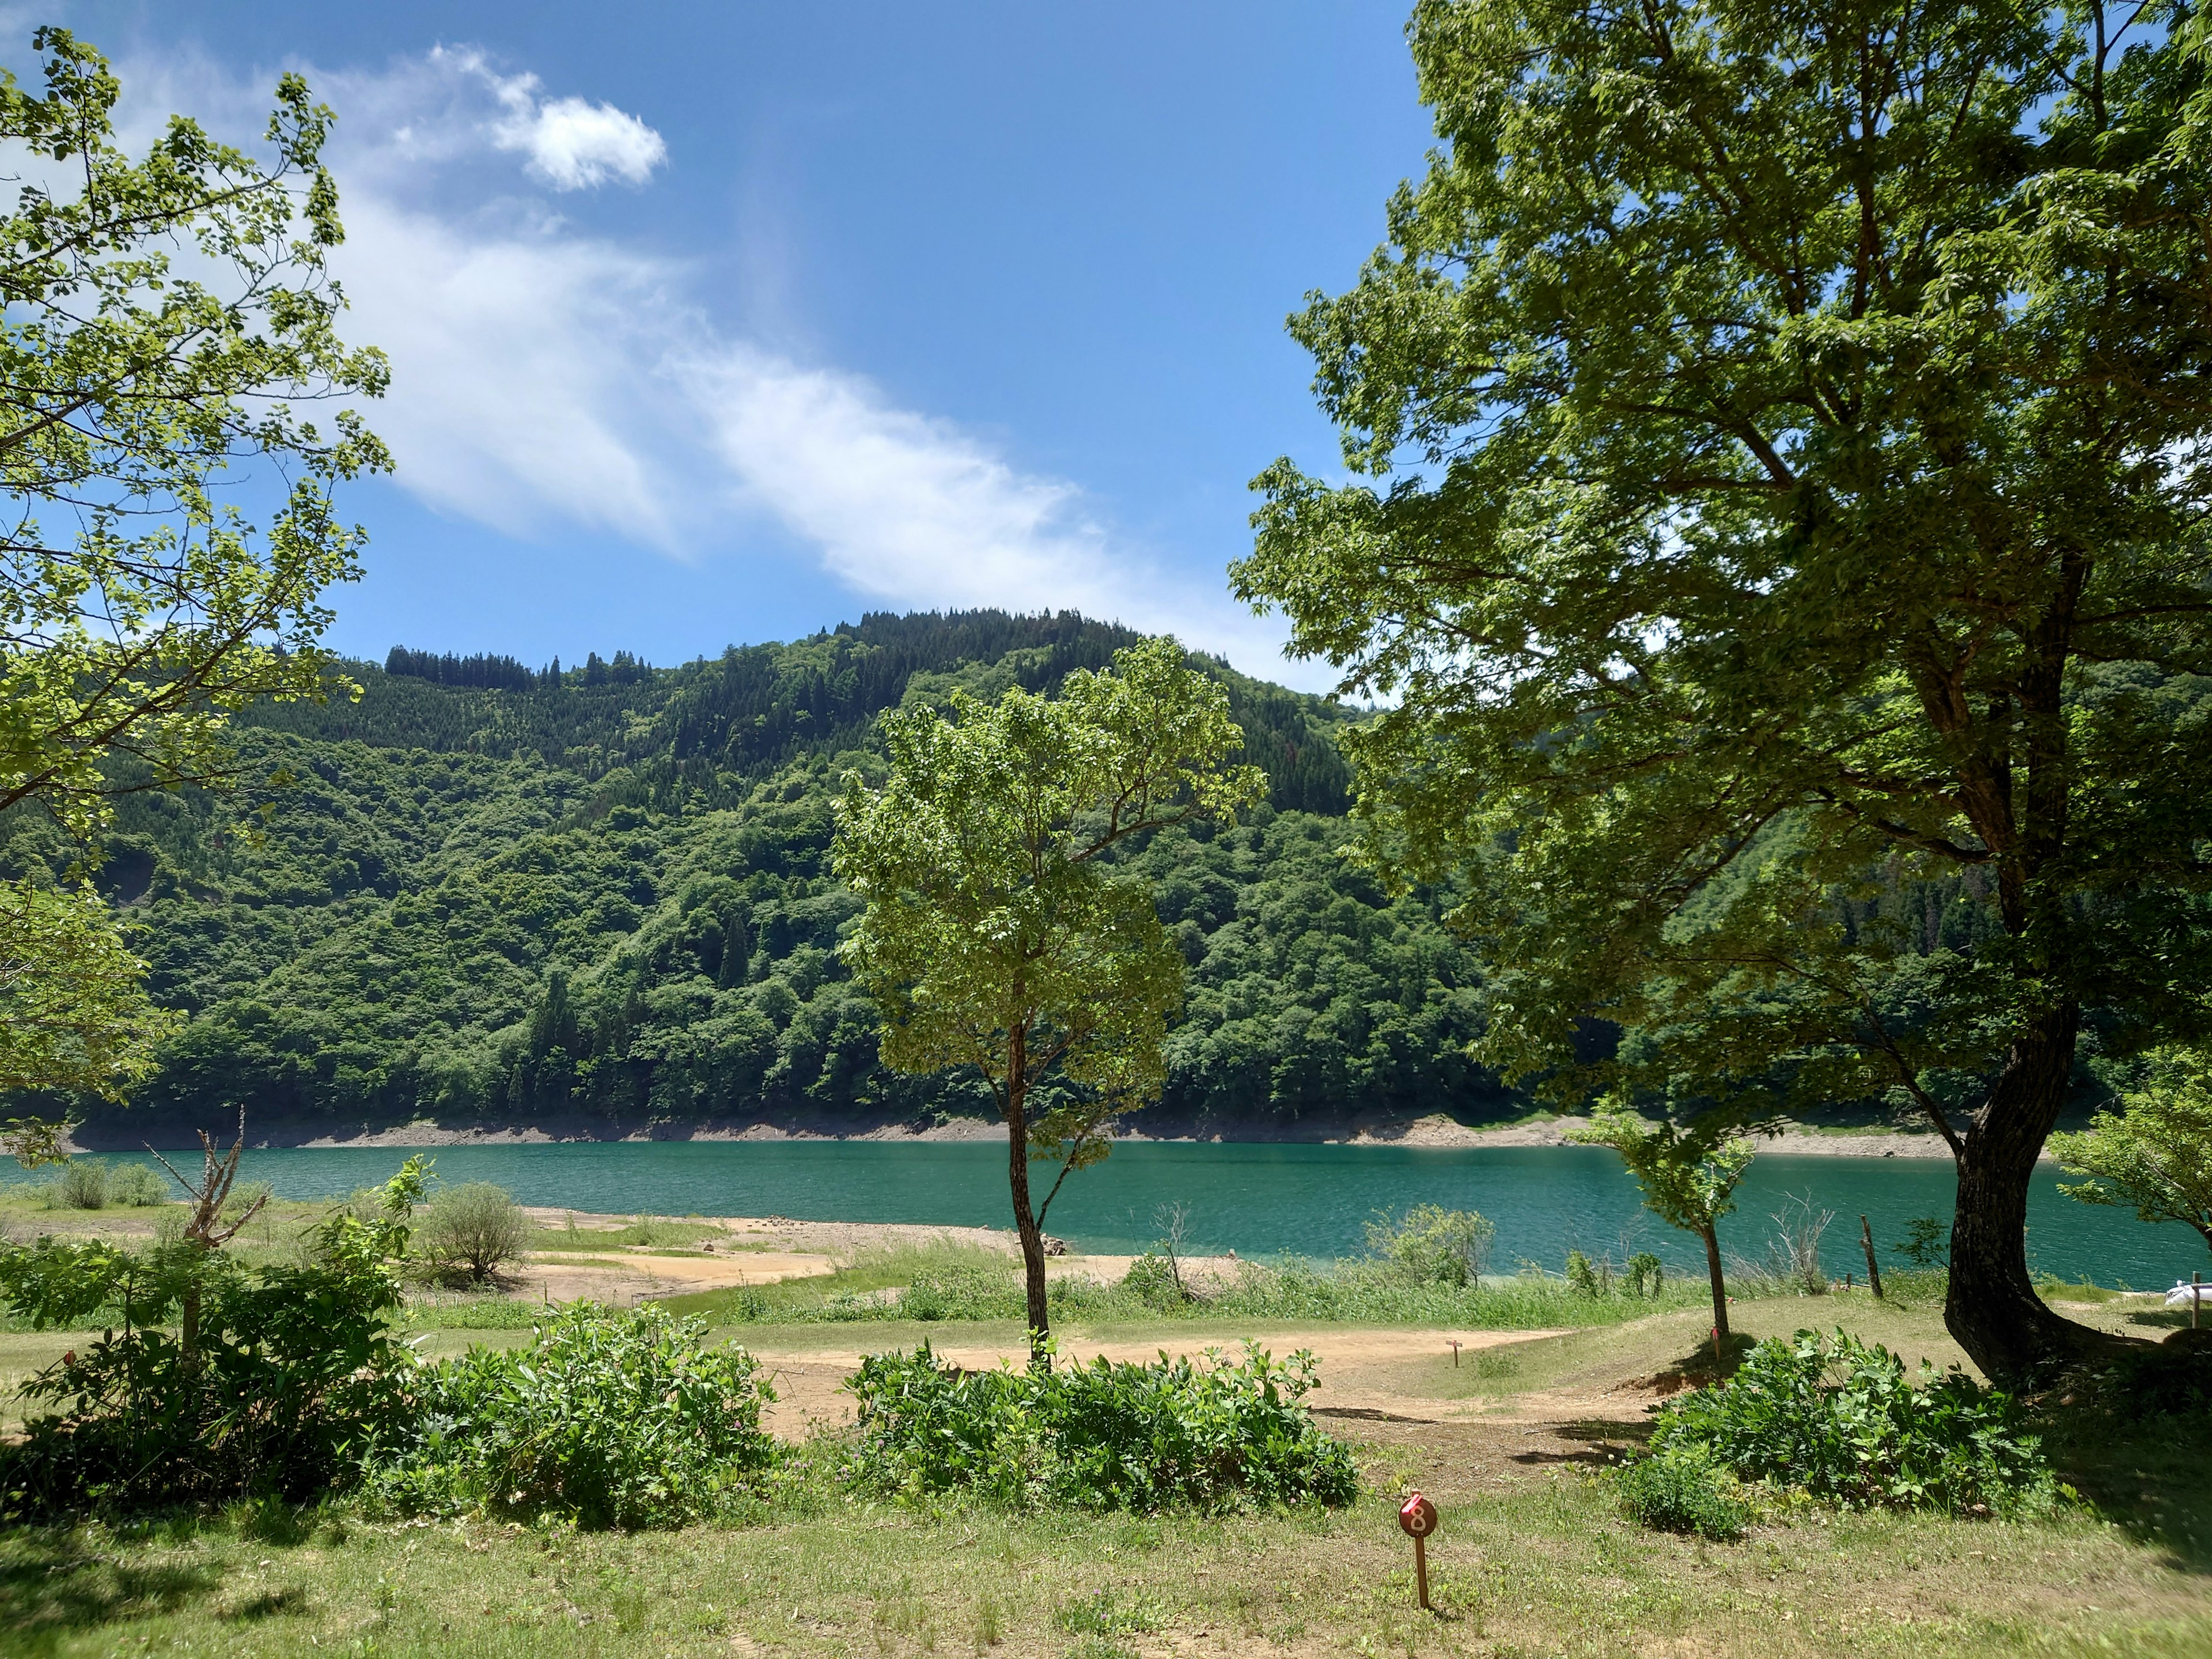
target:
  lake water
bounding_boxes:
[68,1141,2203,1291]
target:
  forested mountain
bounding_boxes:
[1,612,1510,1137]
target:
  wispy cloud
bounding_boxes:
[110,43,1296,675]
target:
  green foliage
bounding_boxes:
[846,1340,1357,1513]
[0,882,178,1101]
[0,31,388,1102]
[103,1162,168,1207]
[0,1158,427,1512]
[1648,1330,2059,1518]
[1893,1218,1952,1270]
[680,1248,1721,1330]
[835,637,1268,1348]
[1613,1444,1751,1541]
[53,1160,108,1209]
[1565,1249,1600,1297]
[1364,1203,1494,1287]
[1624,1252,1664,1298]
[414,1181,527,1286]
[1230,0,2212,1377]
[31,613,1501,1135]
[1120,1251,1188,1311]
[364,1304,777,1529]
[2050,1048,2212,1255]
[1567,1112,1750,1241]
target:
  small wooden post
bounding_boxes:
[1399,1493,1437,1611]
[1860,1215,1884,1300]
[1448,1340,1462,1368]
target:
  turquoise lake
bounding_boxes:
[70,1141,2204,1291]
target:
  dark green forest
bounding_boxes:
[1,612,1513,1135]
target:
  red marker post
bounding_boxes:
[1398,1491,1438,1610]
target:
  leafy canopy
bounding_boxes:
[2050,1050,2212,1254]
[1567,1109,1751,1237]
[1232,0,2212,1126]
[834,636,1267,1161]
[0,28,386,1103]
[1,28,389,841]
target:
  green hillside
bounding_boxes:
[3,611,1510,1138]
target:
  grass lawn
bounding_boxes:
[2,1294,2208,1658]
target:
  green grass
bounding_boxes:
[659,1242,1744,1331]
[1,1319,2207,1658]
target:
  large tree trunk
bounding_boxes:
[1699,1222,1729,1342]
[1004,1086,1052,1369]
[1945,1002,2107,1383]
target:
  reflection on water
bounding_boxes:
[66,1139,2203,1290]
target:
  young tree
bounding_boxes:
[1233,0,2212,1381]
[0,29,387,1113]
[2050,1051,2212,1259]
[1567,1110,1750,1339]
[835,638,1265,1363]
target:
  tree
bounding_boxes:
[2050,1051,2212,1259]
[1232,0,2212,1382]
[0,29,387,1105]
[1567,1109,1750,1339]
[835,638,1265,1363]
[0,880,178,1104]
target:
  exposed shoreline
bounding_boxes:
[74,1110,1963,1158]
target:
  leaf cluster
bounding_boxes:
[845,1339,1357,1513]
[1647,1327,2059,1516]
[362,1302,777,1530]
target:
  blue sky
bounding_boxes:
[18,3,1431,688]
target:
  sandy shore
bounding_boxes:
[98,1111,1960,1158]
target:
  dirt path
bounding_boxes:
[741,1326,1571,1435]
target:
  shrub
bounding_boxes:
[1120,1251,1187,1310]
[52,1161,107,1209]
[1624,1251,1664,1298]
[414,1181,528,1285]
[0,1160,430,1513]
[1647,1328,2058,1517]
[847,1340,1358,1513]
[1615,1444,1751,1540]
[366,1304,777,1529]
[1366,1205,1494,1287]
[104,1164,168,1207]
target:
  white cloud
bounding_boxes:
[484,75,666,191]
[109,44,1300,679]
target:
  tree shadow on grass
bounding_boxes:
[1512,1417,1650,1468]
[0,1529,221,1656]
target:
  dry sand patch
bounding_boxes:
[739,1325,1569,1435]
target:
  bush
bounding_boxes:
[415,1182,527,1285]
[104,1164,169,1207]
[1646,1328,2059,1517]
[1615,1444,1751,1540]
[1120,1251,1188,1310]
[847,1340,1358,1513]
[1366,1205,1495,1287]
[0,1161,430,1513]
[51,1161,108,1209]
[366,1304,777,1529]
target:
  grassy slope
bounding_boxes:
[2,1295,2208,1658]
